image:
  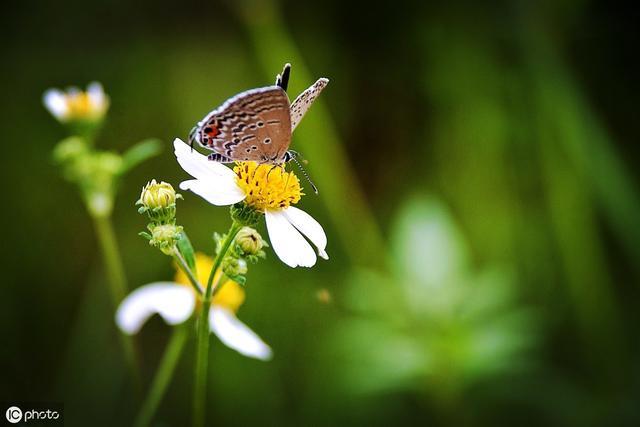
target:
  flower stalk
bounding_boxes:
[92,213,141,394]
[44,82,162,401]
[134,321,190,427]
[193,221,242,427]
[172,248,203,295]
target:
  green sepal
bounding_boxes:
[139,231,152,240]
[234,244,246,257]
[230,202,261,227]
[245,251,266,264]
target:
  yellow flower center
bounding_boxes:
[234,162,302,212]
[174,252,245,313]
[63,90,107,120]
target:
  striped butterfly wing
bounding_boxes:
[198,86,292,163]
[290,78,329,131]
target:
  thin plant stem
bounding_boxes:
[173,248,203,295]
[192,221,242,427]
[134,321,190,427]
[92,213,141,394]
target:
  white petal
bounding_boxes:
[174,138,238,181]
[115,282,196,335]
[43,89,68,119]
[265,209,317,268]
[174,138,246,205]
[87,81,107,109]
[179,179,246,206]
[282,206,329,260]
[209,307,272,360]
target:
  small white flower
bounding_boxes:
[173,138,329,268]
[116,280,272,361]
[43,82,109,122]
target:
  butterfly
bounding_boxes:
[189,63,328,166]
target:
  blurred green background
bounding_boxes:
[2,0,639,425]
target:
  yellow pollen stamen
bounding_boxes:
[234,162,303,212]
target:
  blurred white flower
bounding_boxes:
[43,82,109,122]
[115,253,272,360]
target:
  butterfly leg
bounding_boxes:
[266,164,286,183]
[208,153,235,163]
[188,126,199,150]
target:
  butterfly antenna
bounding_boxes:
[289,153,318,194]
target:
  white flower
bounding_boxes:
[115,281,272,360]
[43,82,109,122]
[173,138,329,268]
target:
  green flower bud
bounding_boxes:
[149,223,183,255]
[235,227,265,255]
[137,179,181,223]
[222,256,248,277]
[140,179,176,209]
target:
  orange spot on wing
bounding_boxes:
[205,125,220,137]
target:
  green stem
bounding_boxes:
[93,214,128,303]
[173,248,203,295]
[92,214,141,395]
[192,222,242,427]
[134,321,190,427]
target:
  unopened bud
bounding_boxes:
[235,227,265,255]
[149,223,183,255]
[137,179,181,223]
[222,257,248,277]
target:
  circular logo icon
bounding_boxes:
[6,406,22,423]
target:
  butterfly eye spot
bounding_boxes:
[257,121,264,127]
[252,146,258,150]
[263,138,271,144]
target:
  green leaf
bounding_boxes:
[177,231,197,273]
[119,138,162,174]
